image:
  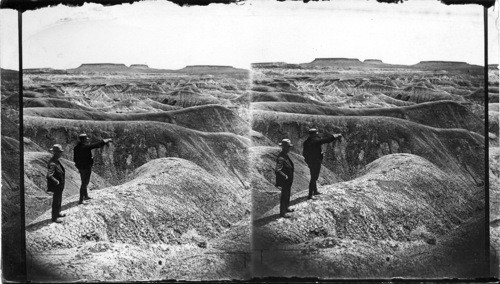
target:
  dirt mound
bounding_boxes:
[26,158,250,281]
[24,152,110,223]
[161,92,226,108]
[252,110,484,184]
[97,98,181,113]
[253,153,484,278]
[23,117,250,187]
[246,91,324,105]
[469,88,499,103]
[24,104,249,136]
[386,89,459,103]
[375,92,416,106]
[251,100,483,134]
[250,146,340,216]
[23,97,95,111]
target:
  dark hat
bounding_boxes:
[308,128,318,133]
[279,139,293,147]
[49,144,64,153]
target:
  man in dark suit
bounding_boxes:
[275,139,295,218]
[73,133,112,205]
[46,144,66,223]
[302,128,342,200]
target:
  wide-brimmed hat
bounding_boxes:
[308,128,318,133]
[79,133,88,139]
[279,139,293,147]
[49,144,64,153]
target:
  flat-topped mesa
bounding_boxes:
[77,63,128,69]
[130,64,149,69]
[413,61,483,73]
[415,61,469,66]
[363,59,385,64]
[71,63,130,73]
[304,58,363,68]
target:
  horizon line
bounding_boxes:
[6,58,497,71]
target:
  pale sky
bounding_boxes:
[0,0,498,70]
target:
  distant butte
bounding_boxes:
[415,61,469,66]
[310,58,362,64]
[301,58,364,68]
[130,64,150,69]
[364,59,385,64]
[77,63,128,68]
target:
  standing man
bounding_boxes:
[275,139,295,218]
[47,144,66,223]
[73,133,112,205]
[302,128,342,200]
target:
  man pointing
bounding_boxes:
[302,128,342,200]
[73,133,112,205]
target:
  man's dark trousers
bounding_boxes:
[307,162,321,199]
[280,182,292,217]
[78,168,92,202]
[51,189,63,221]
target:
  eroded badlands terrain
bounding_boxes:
[0,59,498,279]
[250,59,496,278]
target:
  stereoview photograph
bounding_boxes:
[0,0,498,281]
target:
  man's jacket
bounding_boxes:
[73,140,106,169]
[302,134,336,165]
[46,158,65,193]
[275,151,294,187]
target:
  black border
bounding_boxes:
[1,0,497,282]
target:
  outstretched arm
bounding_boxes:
[83,139,112,150]
[316,133,342,145]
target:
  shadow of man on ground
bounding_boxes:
[25,200,81,232]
